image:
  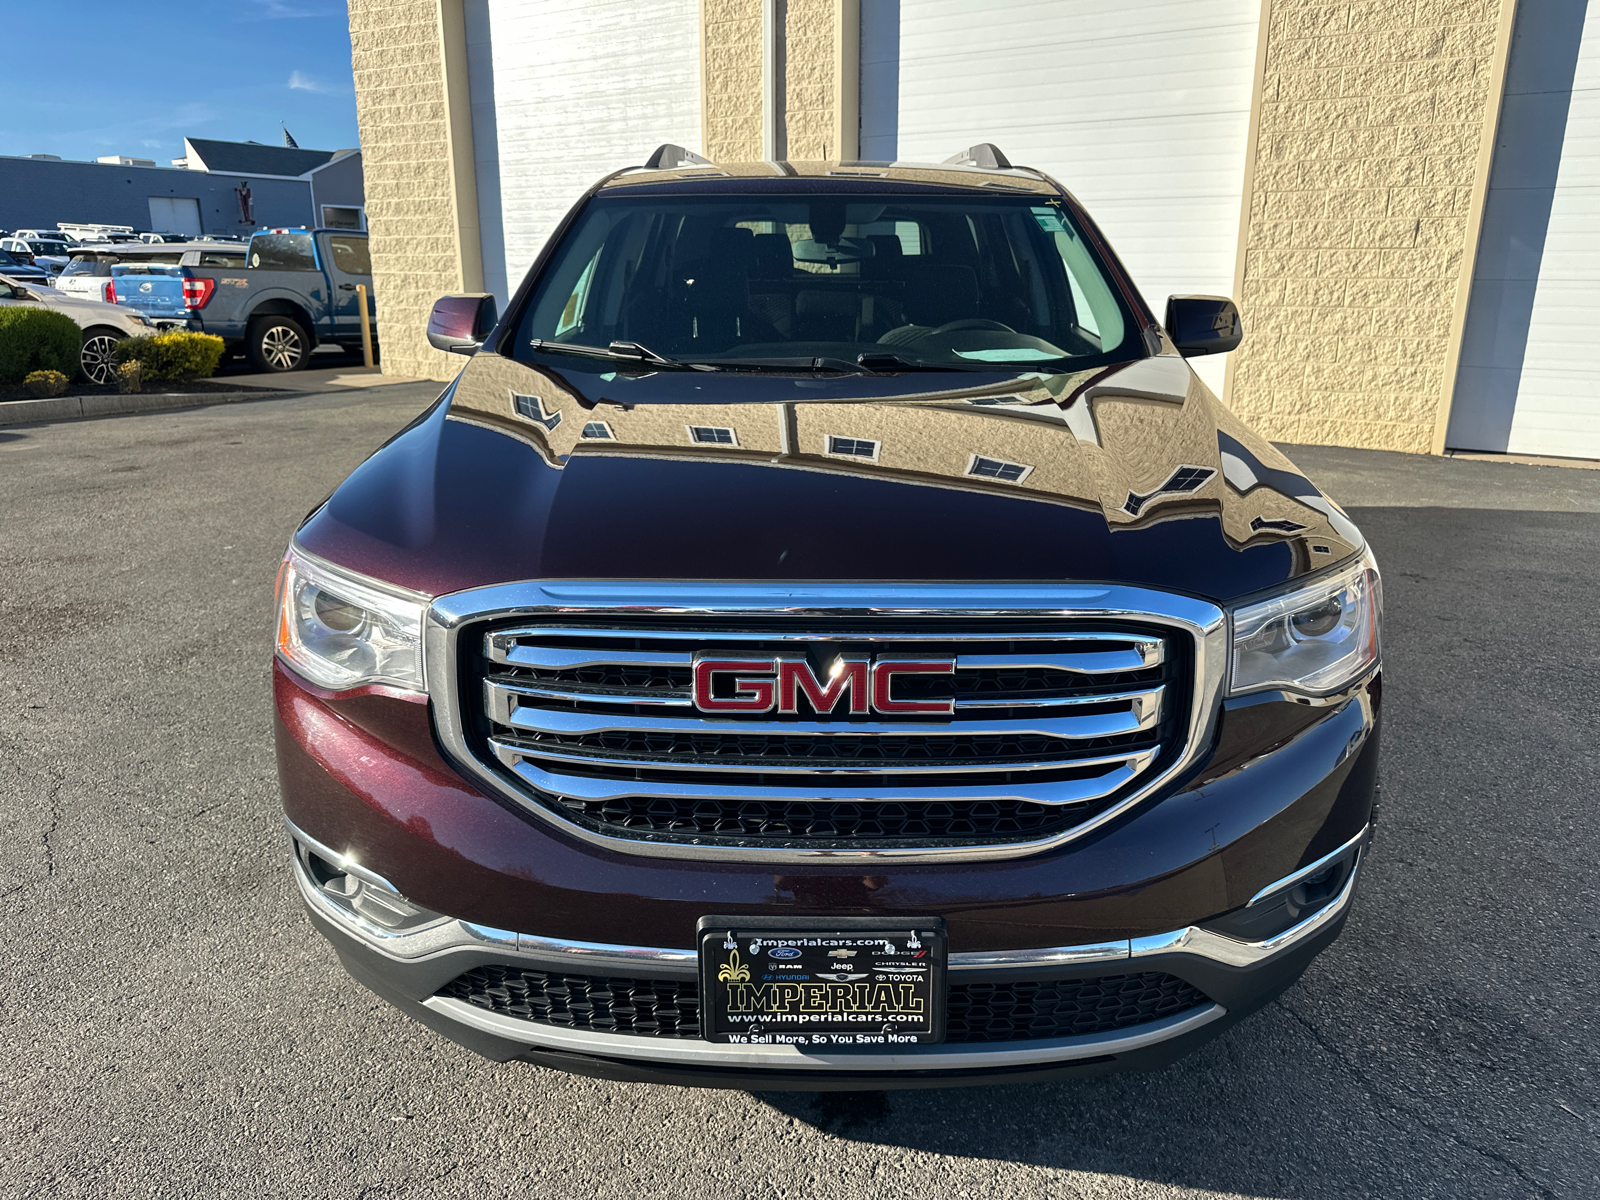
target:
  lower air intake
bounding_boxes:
[437,966,1210,1044]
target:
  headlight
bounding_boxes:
[1228,549,1381,697]
[126,313,151,327]
[274,546,430,692]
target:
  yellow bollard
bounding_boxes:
[356,284,375,370]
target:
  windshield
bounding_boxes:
[0,250,26,268]
[28,241,68,255]
[61,257,111,276]
[514,192,1137,370]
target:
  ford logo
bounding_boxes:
[767,946,802,959]
[140,282,152,292]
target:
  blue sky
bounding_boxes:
[0,0,359,162]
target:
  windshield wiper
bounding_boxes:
[855,351,989,372]
[529,338,679,366]
[682,356,867,374]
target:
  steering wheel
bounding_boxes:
[931,318,1018,335]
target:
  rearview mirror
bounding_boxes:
[1164,295,1242,357]
[426,293,498,355]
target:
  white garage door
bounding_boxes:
[886,0,1260,397]
[148,196,201,236]
[1448,2,1600,459]
[465,0,701,308]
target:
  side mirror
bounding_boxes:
[427,293,498,355]
[1164,295,1242,357]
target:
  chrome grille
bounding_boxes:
[464,620,1188,852]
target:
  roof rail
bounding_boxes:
[942,143,1013,171]
[644,144,713,170]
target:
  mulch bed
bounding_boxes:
[0,378,283,404]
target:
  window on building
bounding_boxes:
[826,435,880,460]
[968,455,1033,483]
[581,421,614,440]
[688,425,737,446]
[322,205,365,230]
[513,393,561,430]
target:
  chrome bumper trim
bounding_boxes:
[292,823,1368,1072]
[291,820,1367,977]
[1132,844,1365,968]
[421,994,1228,1071]
[1246,825,1369,907]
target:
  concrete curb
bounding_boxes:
[0,386,292,427]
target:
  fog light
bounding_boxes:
[1201,848,1359,943]
[295,840,445,932]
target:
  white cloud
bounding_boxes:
[289,71,334,94]
[244,1,336,19]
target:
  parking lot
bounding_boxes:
[1,386,1596,1199]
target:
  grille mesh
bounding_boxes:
[470,619,1186,850]
[439,966,701,1038]
[552,794,1070,839]
[945,973,1208,1042]
[438,966,1210,1044]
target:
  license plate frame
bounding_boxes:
[696,916,946,1047]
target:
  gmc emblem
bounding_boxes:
[691,654,955,716]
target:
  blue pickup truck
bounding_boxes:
[112,228,377,371]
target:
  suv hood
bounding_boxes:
[297,350,1363,603]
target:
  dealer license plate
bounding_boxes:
[698,925,946,1047]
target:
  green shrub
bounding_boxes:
[117,361,143,394]
[112,331,225,382]
[24,369,69,398]
[0,308,80,383]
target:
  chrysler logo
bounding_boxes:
[691,654,954,715]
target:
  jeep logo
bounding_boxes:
[691,655,955,716]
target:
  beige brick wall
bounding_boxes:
[1228,0,1509,453]
[702,0,764,161]
[784,0,837,159]
[350,0,473,382]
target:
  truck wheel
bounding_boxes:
[247,316,309,372]
[80,328,122,386]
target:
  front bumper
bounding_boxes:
[292,820,1367,1088]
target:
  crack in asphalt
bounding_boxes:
[355,1160,460,1199]
[1274,997,1558,1198]
[39,766,64,880]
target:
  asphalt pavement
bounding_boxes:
[1,385,1596,1199]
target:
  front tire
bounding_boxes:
[247,316,309,373]
[80,328,122,386]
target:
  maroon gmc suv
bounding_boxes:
[274,145,1381,1089]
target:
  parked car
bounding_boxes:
[53,242,246,309]
[11,229,78,244]
[157,227,375,370]
[0,270,153,383]
[0,247,51,289]
[272,144,1382,1089]
[51,250,122,304]
[98,242,245,329]
[22,237,73,277]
